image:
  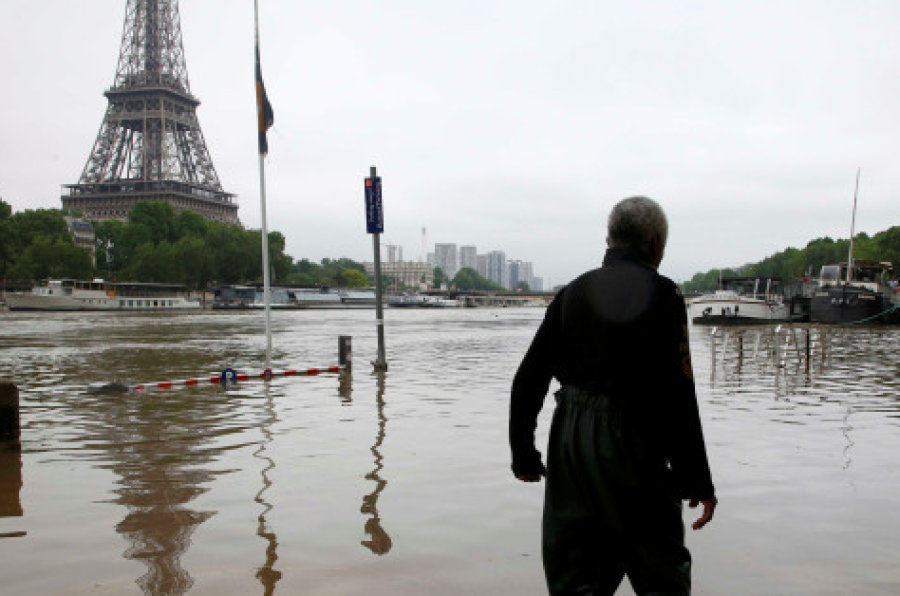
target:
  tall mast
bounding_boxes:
[846,168,860,283]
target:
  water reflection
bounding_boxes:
[338,369,352,405]
[360,372,392,555]
[254,386,282,595]
[88,390,231,595]
[840,406,855,472]
[702,325,900,471]
[0,442,25,539]
[707,325,839,386]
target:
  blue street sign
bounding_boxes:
[364,176,384,234]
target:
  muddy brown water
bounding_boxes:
[0,309,898,595]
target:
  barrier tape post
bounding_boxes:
[339,336,352,370]
[0,380,20,443]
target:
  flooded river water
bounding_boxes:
[0,308,898,595]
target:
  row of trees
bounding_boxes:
[681,226,900,293]
[2,196,513,291]
[1,198,371,289]
[10,196,891,294]
[444,266,513,292]
[0,199,94,281]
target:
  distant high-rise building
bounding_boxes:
[519,261,534,289]
[477,254,488,278]
[486,250,507,289]
[459,246,477,272]
[508,260,521,290]
[531,276,544,292]
[434,243,458,279]
[365,261,433,290]
[386,244,399,264]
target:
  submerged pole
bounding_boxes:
[806,327,812,373]
[0,380,19,443]
[774,325,782,367]
[365,166,388,371]
[339,336,352,370]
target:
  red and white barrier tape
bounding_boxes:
[130,365,345,393]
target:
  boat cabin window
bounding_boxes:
[820,265,841,285]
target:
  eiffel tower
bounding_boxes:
[62,0,239,225]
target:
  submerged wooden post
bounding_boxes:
[0,443,23,519]
[0,380,19,443]
[339,335,352,370]
[790,327,802,366]
[773,325,782,367]
[805,328,811,374]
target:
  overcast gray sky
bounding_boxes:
[1,0,898,284]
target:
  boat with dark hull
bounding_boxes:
[810,261,896,324]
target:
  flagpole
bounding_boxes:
[255,0,272,373]
[259,154,272,372]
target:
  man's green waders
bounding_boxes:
[542,386,691,595]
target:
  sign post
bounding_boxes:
[365,166,388,371]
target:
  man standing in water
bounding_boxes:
[510,196,717,595]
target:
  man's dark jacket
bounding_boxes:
[509,246,714,500]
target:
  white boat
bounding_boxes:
[387,294,460,308]
[6,279,200,311]
[687,277,789,325]
[213,285,378,309]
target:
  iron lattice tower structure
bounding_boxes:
[62,0,238,224]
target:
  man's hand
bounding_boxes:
[689,496,717,530]
[516,474,543,483]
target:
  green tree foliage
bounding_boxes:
[92,201,295,288]
[681,268,740,294]
[341,269,368,288]
[452,267,505,291]
[266,231,293,282]
[433,267,446,288]
[0,198,12,277]
[2,199,377,288]
[681,226,900,293]
[283,257,369,288]
[1,202,92,280]
[7,235,92,280]
[129,201,177,245]
[285,258,320,287]
[173,235,210,289]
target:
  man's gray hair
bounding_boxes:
[607,196,668,249]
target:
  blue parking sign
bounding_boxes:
[364,176,384,234]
